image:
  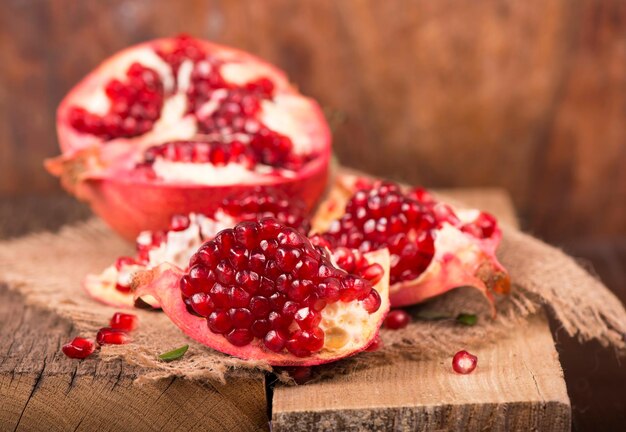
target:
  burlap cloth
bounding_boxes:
[1,198,625,384]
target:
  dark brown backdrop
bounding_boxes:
[1,1,626,430]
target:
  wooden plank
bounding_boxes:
[272,189,571,431]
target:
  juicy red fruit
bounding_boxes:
[97,327,131,345]
[452,350,478,374]
[179,218,381,358]
[109,312,138,331]
[62,337,95,359]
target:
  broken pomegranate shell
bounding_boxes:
[312,174,510,314]
[84,188,311,309]
[46,35,330,240]
[132,218,390,366]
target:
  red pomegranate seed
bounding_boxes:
[109,312,138,331]
[384,309,411,330]
[179,218,378,354]
[283,366,313,384]
[115,256,136,271]
[452,350,478,374]
[169,214,190,231]
[62,337,95,359]
[96,328,131,345]
[115,283,132,293]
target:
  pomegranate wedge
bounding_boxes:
[312,175,509,314]
[47,35,330,240]
[132,219,390,366]
[85,188,311,309]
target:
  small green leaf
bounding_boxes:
[159,345,189,362]
[416,310,451,321]
[456,313,478,326]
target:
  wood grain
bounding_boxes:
[0,0,624,241]
[271,188,571,431]
[0,285,269,432]
[272,314,570,432]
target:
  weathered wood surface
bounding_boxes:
[272,188,571,431]
[1,0,625,241]
[0,285,269,432]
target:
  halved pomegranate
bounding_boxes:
[46,35,330,240]
[312,174,510,314]
[132,218,390,366]
[85,188,311,309]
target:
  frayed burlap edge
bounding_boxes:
[1,216,625,385]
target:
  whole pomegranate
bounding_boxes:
[46,35,331,240]
[312,174,510,313]
[132,218,390,365]
[85,188,311,309]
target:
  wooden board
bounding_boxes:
[271,189,571,431]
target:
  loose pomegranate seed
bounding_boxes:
[109,312,138,331]
[62,337,95,359]
[96,327,131,345]
[452,350,478,374]
[384,309,411,329]
[179,218,379,356]
[283,366,313,384]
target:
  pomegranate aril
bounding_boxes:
[115,256,136,271]
[452,350,478,374]
[109,312,138,331]
[96,328,131,345]
[226,329,253,346]
[384,309,411,330]
[264,330,288,352]
[190,292,215,316]
[362,289,382,314]
[169,214,190,231]
[208,311,233,334]
[294,307,321,330]
[62,337,95,359]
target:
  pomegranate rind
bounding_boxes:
[132,249,390,366]
[48,37,332,241]
[312,173,510,315]
[84,265,160,309]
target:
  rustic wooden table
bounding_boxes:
[0,191,571,431]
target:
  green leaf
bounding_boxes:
[158,345,189,362]
[456,313,478,326]
[415,310,451,321]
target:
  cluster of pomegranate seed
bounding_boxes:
[62,312,137,359]
[452,350,478,374]
[179,218,381,357]
[155,34,206,80]
[68,63,164,139]
[222,186,311,234]
[318,181,498,284]
[143,140,257,169]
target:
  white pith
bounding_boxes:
[317,299,377,352]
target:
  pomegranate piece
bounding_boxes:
[109,312,138,331]
[96,327,131,345]
[84,188,311,309]
[46,35,331,241]
[312,174,510,314]
[383,309,411,330]
[452,350,478,374]
[62,337,95,359]
[132,218,391,366]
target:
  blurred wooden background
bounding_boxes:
[1,1,625,430]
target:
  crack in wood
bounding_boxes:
[13,357,46,432]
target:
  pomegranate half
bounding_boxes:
[312,174,510,314]
[132,218,390,366]
[46,35,331,240]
